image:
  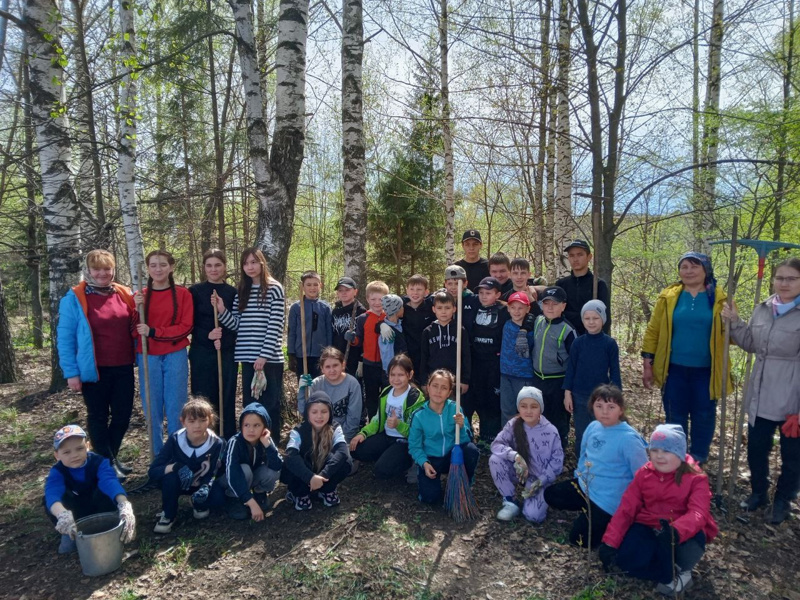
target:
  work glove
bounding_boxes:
[55,510,77,539]
[344,330,356,343]
[514,329,530,358]
[117,500,136,543]
[356,362,364,378]
[177,465,195,490]
[192,484,210,506]
[513,454,528,480]
[379,322,396,343]
[598,543,618,573]
[251,370,267,399]
[521,478,542,499]
[781,414,800,438]
[655,519,680,549]
[299,373,313,390]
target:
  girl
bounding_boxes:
[215,248,285,437]
[148,398,225,533]
[134,250,194,456]
[544,385,647,547]
[281,391,352,510]
[299,347,363,441]
[349,354,426,479]
[408,369,480,505]
[189,249,238,439]
[599,424,718,596]
[489,386,564,522]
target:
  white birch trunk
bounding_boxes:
[342,0,367,292]
[439,0,456,264]
[118,0,145,289]
[24,0,81,389]
[554,0,573,278]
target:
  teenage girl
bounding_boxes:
[544,384,648,547]
[408,369,480,505]
[281,391,352,510]
[489,386,564,522]
[599,424,718,595]
[215,248,286,436]
[149,398,224,533]
[299,347,363,441]
[349,354,426,479]
[190,248,238,438]
[134,250,194,456]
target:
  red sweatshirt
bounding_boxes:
[135,286,193,355]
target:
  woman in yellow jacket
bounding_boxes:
[641,252,730,464]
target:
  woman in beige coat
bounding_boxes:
[723,257,800,524]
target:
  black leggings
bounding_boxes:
[544,478,612,548]
[81,365,134,459]
[351,432,413,479]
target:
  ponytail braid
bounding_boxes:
[168,272,177,325]
[144,275,154,325]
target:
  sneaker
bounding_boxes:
[496,499,521,522]
[656,570,693,596]
[286,491,312,511]
[770,498,792,524]
[225,498,251,520]
[153,515,175,534]
[349,460,360,476]
[112,461,128,482]
[317,490,340,507]
[113,458,133,475]
[405,465,418,484]
[740,493,768,511]
[253,492,271,512]
[58,534,77,554]
[193,507,210,519]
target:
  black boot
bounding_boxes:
[114,458,134,475]
[112,460,128,482]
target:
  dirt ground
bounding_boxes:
[0,348,798,600]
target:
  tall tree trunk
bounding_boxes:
[342,0,367,293]
[118,0,145,288]
[24,0,82,391]
[534,0,552,276]
[0,276,16,383]
[229,0,307,282]
[438,0,456,264]
[691,0,701,238]
[774,0,795,247]
[179,89,198,282]
[545,83,558,283]
[554,0,573,279]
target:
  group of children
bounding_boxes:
[45,232,717,596]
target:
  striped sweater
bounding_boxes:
[219,282,285,363]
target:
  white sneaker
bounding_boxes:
[193,508,210,519]
[496,499,521,521]
[656,570,693,596]
[153,515,175,534]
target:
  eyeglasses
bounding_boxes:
[774,276,800,284]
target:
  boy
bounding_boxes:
[331,277,366,376]
[378,294,408,374]
[444,265,479,333]
[467,277,509,441]
[501,257,543,318]
[499,292,537,424]
[402,274,434,378]
[455,229,490,291]
[555,239,611,335]
[531,286,576,450]
[419,290,471,394]
[563,300,621,451]
[346,280,390,417]
[44,425,135,554]
[488,252,514,295]
[288,271,333,379]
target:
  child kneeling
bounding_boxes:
[44,425,136,553]
[281,391,352,510]
[149,398,225,533]
[408,369,479,505]
[489,386,563,522]
[598,424,718,596]
[211,403,282,521]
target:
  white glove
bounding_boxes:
[513,454,528,481]
[118,500,136,543]
[55,510,76,538]
[522,478,542,499]
[379,322,396,343]
[356,362,364,378]
[251,370,267,398]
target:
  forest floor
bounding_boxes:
[0,346,798,600]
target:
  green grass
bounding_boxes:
[115,590,143,600]
[571,578,617,599]
[0,407,18,424]
[1,429,36,449]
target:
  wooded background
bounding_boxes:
[0,0,799,390]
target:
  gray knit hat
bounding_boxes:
[381,294,404,317]
[581,299,608,325]
[517,386,544,412]
[649,424,687,460]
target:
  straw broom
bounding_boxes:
[444,278,480,522]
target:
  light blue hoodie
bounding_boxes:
[408,399,473,466]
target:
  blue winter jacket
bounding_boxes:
[408,399,473,466]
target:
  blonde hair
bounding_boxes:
[86,249,115,270]
[366,280,390,296]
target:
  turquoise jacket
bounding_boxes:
[408,399,473,466]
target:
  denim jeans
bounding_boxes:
[662,364,715,463]
[417,443,480,505]
[500,374,535,426]
[137,348,189,456]
[617,522,706,584]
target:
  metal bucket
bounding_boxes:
[75,512,124,577]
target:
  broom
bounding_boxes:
[444,278,480,522]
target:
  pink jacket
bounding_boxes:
[602,456,719,549]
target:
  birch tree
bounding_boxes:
[438,0,456,264]
[553,0,573,278]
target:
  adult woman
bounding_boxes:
[215,248,286,437]
[189,249,238,439]
[723,257,800,524]
[641,252,730,464]
[134,250,194,456]
[57,250,137,479]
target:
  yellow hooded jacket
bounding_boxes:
[642,283,732,400]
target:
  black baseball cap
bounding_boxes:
[476,277,502,291]
[564,239,591,252]
[336,277,357,290]
[461,230,482,243]
[540,286,567,303]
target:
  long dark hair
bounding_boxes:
[513,416,531,466]
[238,247,271,311]
[144,250,177,326]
